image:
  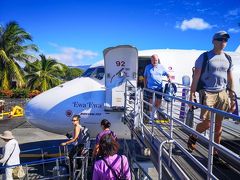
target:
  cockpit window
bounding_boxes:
[93,67,105,80]
[82,68,96,77]
[81,67,105,80]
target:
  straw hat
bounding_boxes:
[0,131,15,140]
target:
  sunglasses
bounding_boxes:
[215,38,228,42]
[72,119,78,122]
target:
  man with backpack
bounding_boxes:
[187,31,236,164]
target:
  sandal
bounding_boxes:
[187,134,197,152]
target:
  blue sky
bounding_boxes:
[1,0,240,66]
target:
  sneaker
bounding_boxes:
[187,135,197,152]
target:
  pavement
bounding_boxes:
[0,117,66,150]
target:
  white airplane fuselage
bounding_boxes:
[25,76,130,138]
[25,48,240,138]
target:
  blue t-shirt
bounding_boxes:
[144,64,168,89]
[195,50,233,92]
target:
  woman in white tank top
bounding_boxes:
[61,115,84,171]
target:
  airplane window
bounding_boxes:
[81,67,104,80]
[82,68,96,77]
[94,67,105,80]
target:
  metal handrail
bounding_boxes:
[0,156,70,180]
[0,145,89,179]
[143,88,240,121]
[123,139,152,180]
[142,88,239,178]
[21,145,62,154]
[124,79,239,179]
[143,88,240,154]
[0,157,66,170]
[158,140,174,180]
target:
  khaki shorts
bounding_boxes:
[199,90,229,120]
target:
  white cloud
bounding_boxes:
[224,8,240,19]
[176,18,212,31]
[196,8,209,13]
[47,43,98,66]
[228,28,240,33]
[228,8,240,16]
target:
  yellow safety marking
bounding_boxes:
[154,119,170,123]
[0,112,10,115]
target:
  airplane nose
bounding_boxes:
[25,94,52,130]
[25,77,105,135]
[25,90,72,134]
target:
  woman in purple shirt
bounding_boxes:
[96,119,117,144]
[92,134,131,180]
[93,119,117,157]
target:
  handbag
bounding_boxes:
[185,109,194,128]
[12,165,25,179]
[163,82,177,102]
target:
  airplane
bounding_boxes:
[25,45,240,138]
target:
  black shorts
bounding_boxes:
[145,88,163,100]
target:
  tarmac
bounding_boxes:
[0,117,66,150]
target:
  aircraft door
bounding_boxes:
[103,45,138,110]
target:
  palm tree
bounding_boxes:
[24,54,64,91]
[57,63,83,81]
[0,21,38,90]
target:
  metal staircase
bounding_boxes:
[123,80,240,180]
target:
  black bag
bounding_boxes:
[164,82,177,102]
[102,155,127,180]
[78,126,90,144]
[185,109,194,128]
[52,164,69,179]
[196,52,208,92]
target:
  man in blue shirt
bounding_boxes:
[144,54,170,119]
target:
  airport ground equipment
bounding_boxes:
[0,100,4,119]
[0,105,24,119]
[123,79,240,179]
[9,105,24,117]
[0,99,25,119]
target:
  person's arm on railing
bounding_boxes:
[189,68,201,108]
[61,126,80,146]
